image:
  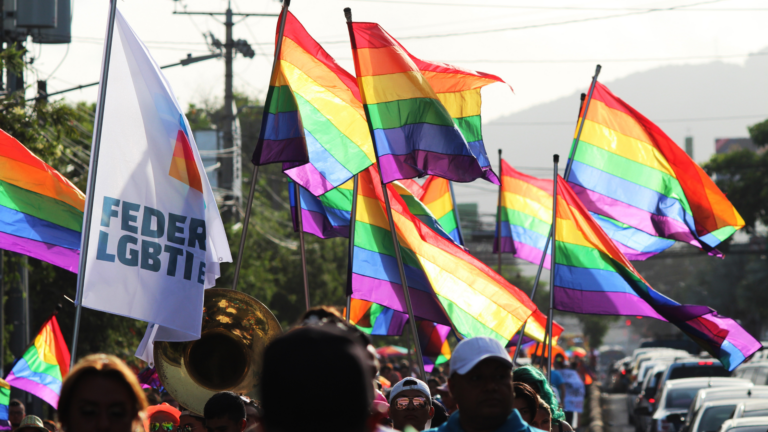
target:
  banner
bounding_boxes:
[81,9,231,341]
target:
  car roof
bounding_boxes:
[723,417,768,427]
[702,399,754,408]
[738,400,768,410]
[667,378,751,389]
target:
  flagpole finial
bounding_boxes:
[284,0,291,7]
[554,154,559,163]
[344,7,352,22]
[595,64,602,76]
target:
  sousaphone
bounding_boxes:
[154,289,282,414]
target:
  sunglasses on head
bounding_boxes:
[394,396,428,410]
[151,422,174,432]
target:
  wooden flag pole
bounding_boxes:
[70,0,119,369]
[231,0,291,291]
[496,149,503,274]
[345,174,360,322]
[546,154,560,382]
[294,182,311,310]
[345,7,427,381]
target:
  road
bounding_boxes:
[602,393,635,432]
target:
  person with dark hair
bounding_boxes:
[425,337,535,432]
[204,392,246,432]
[512,383,539,424]
[261,324,374,432]
[430,399,448,428]
[388,378,434,431]
[531,397,552,432]
[9,399,25,431]
[513,365,573,432]
[178,410,205,432]
[57,354,148,432]
[42,419,57,432]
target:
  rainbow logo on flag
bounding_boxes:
[168,117,203,193]
[6,315,70,408]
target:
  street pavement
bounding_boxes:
[602,393,635,432]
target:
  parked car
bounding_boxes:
[732,361,768,385]
[731,400,768,420]
[718,417,768,432]
[684,399,743,432]
[635,378,751,432]
[630,361,674,425]
[681,384,768,432]
[655,360,734,397]
[635,364,675,432]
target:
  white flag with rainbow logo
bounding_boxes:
[81,9,231,342]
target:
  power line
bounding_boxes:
[492,114,768,126]
[347,0,768,12]
[413,51,768,64]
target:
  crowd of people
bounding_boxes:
[8,306,593,432]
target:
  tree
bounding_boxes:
[748,119,768,148]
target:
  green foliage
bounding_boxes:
[748,118,768,148]
[702,149,768,233]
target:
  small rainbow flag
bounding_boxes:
[416,321,452,373]
[0,129,84,272]
[0,378,9,421]
[553,177,759,370]
[168,116,203,193]
[348,298,408,336]
[568,82,744,259]
[493,160,554,268]
[348,22,496,185]
[289,179,354,239]
[7,315,70,407]
[412,177,464,246]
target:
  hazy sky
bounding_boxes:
[34,0,768,123]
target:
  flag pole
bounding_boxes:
[345,173,360,322]
[345,7,427,381]
[564,64,601,180]
[231,0,291,291]
[448,181,465,246]
[546,154,560,383]
[496,149,503,274]
[294,182,311,310]
[512,86,590,366]
[70,0,119,369]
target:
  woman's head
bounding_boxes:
[512,365,565,421]
[512,382,538,423]
[58,354,148,432]
[531,397,552,431]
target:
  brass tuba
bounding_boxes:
[154,288,282,414]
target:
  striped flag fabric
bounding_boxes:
[7,315,70,408]
[255,12,375,194]
[418,177,464,246]
[348,298,408,336]
[0,130,85,272]
[552,176,759,370]
[289,178,354,239]
[0,379,8,421]
[493,160,553,268]
[348,22,497,185]
[568,82,744,259]
[416,321,452,373]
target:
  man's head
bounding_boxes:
[145,403,181,432]
[15,415,47,432]
[447,337,514,430]
[204,392,246,432]
[9,400,25,428]
[388,378,434,431]
[261,325,373,432]
[179,411,206,432]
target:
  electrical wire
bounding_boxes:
[346,0,768,12]
[493,114,768,126]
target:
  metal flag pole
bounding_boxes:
[70,0,119,369]
[546,154,560,382]
[564,64,601,180]
[345,174,360,322]
[448,181,465,246]
[345,7,427,381]
[496,149,503,274]
[231,0,291,291]
[294,183,311,310]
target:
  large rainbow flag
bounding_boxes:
[0,130,84,272]
[256,12,375,195]
[348,22,497,185]
[402,177,464,246]
[7,315,70,407]
[493,160,553,268]
[568,82,744,259]
[552,176,759,370]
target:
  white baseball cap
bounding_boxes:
[389,377,431,403]
[449,336,512,375]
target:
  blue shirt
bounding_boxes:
[550,369,564,389]
[425,409,544,432]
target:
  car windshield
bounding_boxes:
[697,405,736,432]
[666,388,703,409]
[728,426,768,432]
[669,366,730,380]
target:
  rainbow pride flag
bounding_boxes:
[568,82,744,259]
[7,315,70,407]
[289,179,353,239]
[493,160,553,268]
[0,379,8,421]
[348,298,408,336]
[417,321,452,373]
[0,130,84,272]
[256,12,375,194]
[420,177,464,246]
[348,22,496,185]
[552,177,759,370]
[356,166,540,344]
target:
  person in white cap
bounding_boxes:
[425,337,539,432]
[389,378,435,431]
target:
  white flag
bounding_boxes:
[81,9,231,342]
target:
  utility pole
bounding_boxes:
[173,1,276,222]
